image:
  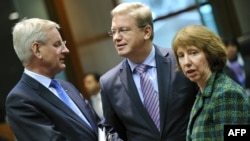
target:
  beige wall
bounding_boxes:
[62,0,123,75]
[14,0,123,77]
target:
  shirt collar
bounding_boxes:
[24,68,52,88]
[127,46,156,72]
[226,53,244,66]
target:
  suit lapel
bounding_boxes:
[120,60,161,132]
[62,85,98,132]
[56,80,98,132]
[120,57,165,133]
[22,74,95,133]
[23,74,76,118]
[120,61,146,113]
[39,87,89,127]
[119,47,175,133]
[155,47,172,133]
[187,92,203,135]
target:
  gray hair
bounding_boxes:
[12,18,60,66]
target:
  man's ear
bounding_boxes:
[31,42,42,59]
[143,25,152,40]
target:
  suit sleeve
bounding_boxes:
[99,79,127,140]
[6,93,67,141]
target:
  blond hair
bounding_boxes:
[111,2,154,40]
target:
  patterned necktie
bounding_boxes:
[135,64,160,131]
[50,80,92,128]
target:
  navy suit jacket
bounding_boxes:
[100,46,198,141]
[6,73,99,141]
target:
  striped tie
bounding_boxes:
[135,64,160,131]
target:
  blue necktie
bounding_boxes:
[135,64,160,131]
[50,80,92,128]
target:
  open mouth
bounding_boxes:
[187,69,195,74]
[185,69,196,77]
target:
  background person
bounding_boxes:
[83,72,103,119]
[172,25,250,140]
[100,2,198,141]
[5,18,100,141]
[223,37,250,96]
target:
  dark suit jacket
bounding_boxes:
[6,73,99,141]
[100,46,198,141]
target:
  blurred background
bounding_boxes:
[0,0,249,140]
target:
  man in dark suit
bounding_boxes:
[6,18,100,141]
[100,2,197,141]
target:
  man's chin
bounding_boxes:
[117,51,128,57]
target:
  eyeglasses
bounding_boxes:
[53,40,67,48]
[108,25,147,37]
[108,27,132,37]
[37,40,67,48]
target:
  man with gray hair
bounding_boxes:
[6,18,100,141]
